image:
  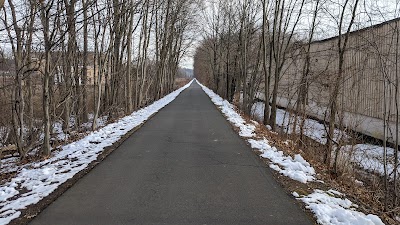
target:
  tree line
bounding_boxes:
[0,0,197,158]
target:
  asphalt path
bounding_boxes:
[30,82,313,225]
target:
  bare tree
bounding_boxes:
[268,0,306,131]
[292,0,320,145]
[39,0,56,156]
[324,0,360,168]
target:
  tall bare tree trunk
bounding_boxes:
[293,0,319,145]
[39,2,53,156]
[81,0,88,123]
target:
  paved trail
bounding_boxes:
[30,82,313,225]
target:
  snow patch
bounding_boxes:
[342,144,398,178]
[251,102,348,145]
[248,139,315,183]
[298,189,384,225]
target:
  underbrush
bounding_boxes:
[248,109,400,225]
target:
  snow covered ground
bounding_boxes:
[198,81,384,225]
[341,144,398,178]
[251,101,398,178]
[248,138,315,183]
[0,80,193,225]
[295,189,384,225]
[251,102,348,145]
[51,114,109,141]
[0,112,108,150]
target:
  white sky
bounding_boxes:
[180,57,194,69]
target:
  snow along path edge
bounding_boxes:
[196,80,315,183]
[196,80,384,225]
[0,80,194,225]
[294,190,384,225]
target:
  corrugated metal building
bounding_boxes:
[278,18,400,143]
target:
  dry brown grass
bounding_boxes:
[0,83,99,148]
